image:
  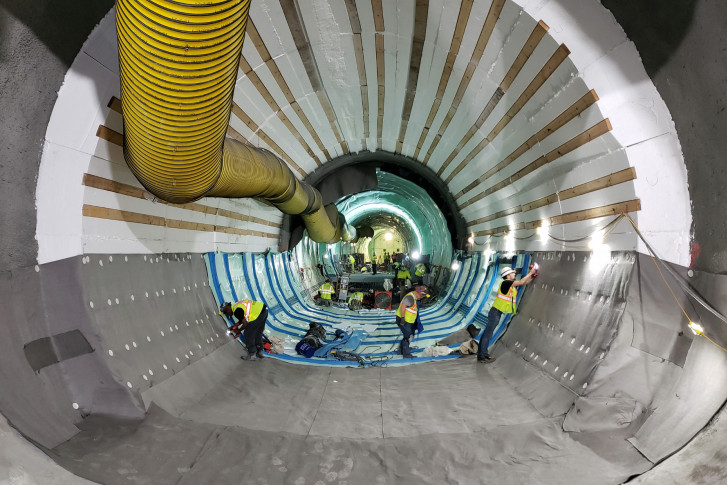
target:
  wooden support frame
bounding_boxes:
[471,199,641,236]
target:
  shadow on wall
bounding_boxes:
[0,0,116,66]
[601,0,699,77]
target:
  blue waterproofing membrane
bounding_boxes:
[205,252,532,366]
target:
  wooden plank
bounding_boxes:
[471,200,641,236]
[500,21,549,91]
[83,204,279,238]
[245,21,271,63]
[83,205,165,226]
[397,0,429,151]
[453,89,599,197]
[344,0,362,33]
[486,44,571,144]
[468,168,637,227]
[459,118,612,209]
[523,168,637,212]
[96,125,123,146]
[230,103,307,177]
[108,96,123,114]
[412,0,475,160]
[83,173,145,199]
[372,0,385,32]
[420,0,506,164]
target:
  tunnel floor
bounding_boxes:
[45,342,651,485]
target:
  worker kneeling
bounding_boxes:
[220,300,268,361]
[396,285,428,358]
[348,289,364,310]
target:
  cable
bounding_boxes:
[623,213,727,326]
[623,213,727,354]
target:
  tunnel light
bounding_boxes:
[451,261,460,271]
[588,230,605,249]
[689,321,704,336]
[467,235,475,245]
[412,251,420,260]
[384,232,393,241]
[537,221,549,243]
[324,254,329,259]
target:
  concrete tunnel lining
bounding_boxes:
[1,0,727,482]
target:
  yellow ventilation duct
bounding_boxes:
[116,0,344,243]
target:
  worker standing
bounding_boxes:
[220,300,268,361]
[396,285,428,358]
[319,278,335,306]
[396,264,412,296]
[348,254,356,272]
[414,262,426,284]
[477,266,536,363]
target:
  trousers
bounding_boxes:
[477,306,503,359]
[243,306,268,354]
[396,316,415,357]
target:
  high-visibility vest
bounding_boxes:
[415,263,426,276]
[231,300,265,321]
[396,291,419,323]
[348,291,364,303]
[320,283,334,300]
[397,268,411,280]
[492,281,518,314]
[348,255,355,264]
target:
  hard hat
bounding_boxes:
[219,302,230,315]
[501,267,516,278]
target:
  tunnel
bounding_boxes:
[2,0,727,483]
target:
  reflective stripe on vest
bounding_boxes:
[415,264,426,276]
[232,300,264,321]
[492,282,518,314]
[320,283,334,300]
[396,291,418,323]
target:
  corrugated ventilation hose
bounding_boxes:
[116,0,351,243]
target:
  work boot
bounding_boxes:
[403,354,416,359]
[256,349,265,359]
[241,353,257,361]
[477,357,496,364]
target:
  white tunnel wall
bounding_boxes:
[35,0,690,267]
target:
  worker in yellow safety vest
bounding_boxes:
[414,263,426,283]
[477,265,537,364]
[348,290,364,310]
[319,279,335,307]
[220,300,268,360]
[348,254,356,272]
[395,285,429,358]
[396,264,412,296]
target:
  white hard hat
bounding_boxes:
[500,267,516,278]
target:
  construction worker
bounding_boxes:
[220,300,268,360]
[319,278,335,306]
[414,262,426,284]
[396,285,428,358]
[348,254,355,272]
[396,264,412,296]
[348,289,364,310]
[477,265,537,363]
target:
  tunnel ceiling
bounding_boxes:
[224,0,690,263]
[33,0,691,267]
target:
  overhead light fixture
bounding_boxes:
[689,321,704,336]
[467,235,475,245]
[384,232,393,241]
[451,261,460,271]
[412,251,420,260]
